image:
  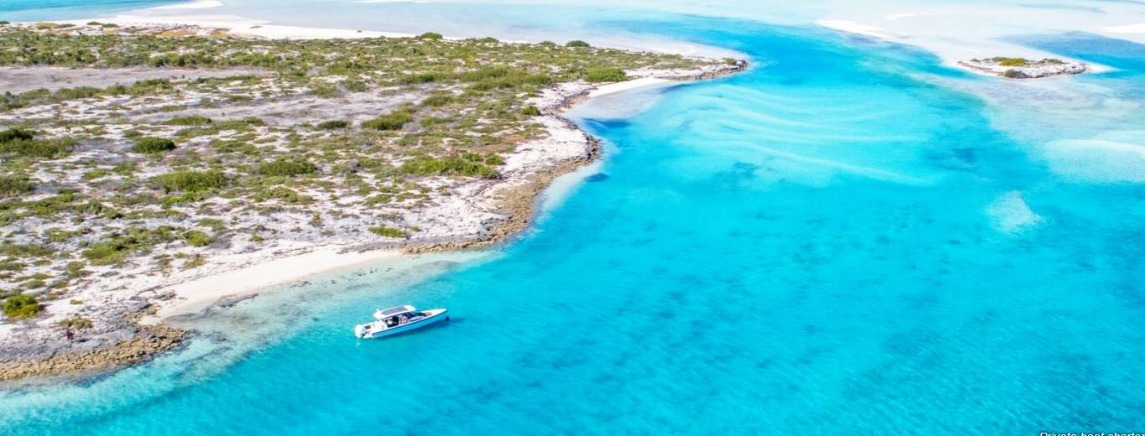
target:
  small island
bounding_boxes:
[0,22,746,380]
[958,57,1087,79]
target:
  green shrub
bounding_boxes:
[183,230,213,247]
[368,225,408,238]
[215,117,265,130]
[418,32,444,40]
[54,86,101,100]
[0,137,76,159]
[399,72,448,84]
[343,79,368,93]
[566,40,591,48]
[82,227,179,265]
[362,110,414,131]
[57,316,93,329]
[585,67,627,83]
[0,175,35,197]
[3,294,42,319]
[399,155,498,179]
[165,115,213,126]
[0,128,34,143]
[210,139,258,155]
[66,262,88,278]
[484,154,506,166]
[184,255,206,269]
[257,158,318,177]
[459,65,518,82]
[253,186,312,204]
[421,94,453,107]
[0,243,54,257]
[82,240,128,265]
[311,83,340,98]
[152,170,229,193]
[132,137,176,154]
[992,57,1029,67]
[460,66,553,92]
[317,120,349,130]
[520,105,542,116]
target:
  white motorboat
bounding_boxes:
[353,305,448,339]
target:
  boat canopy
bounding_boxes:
[374,305,416,320]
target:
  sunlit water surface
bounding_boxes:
[1,6,1145,436]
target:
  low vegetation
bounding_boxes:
[400,154,500,179]
[0,23,717,314]
[57,316,93,329]
[152,170,229,193]
[362,110,414,131]
[316,120,348,130]
[992,57,1029,67]
[132,137,177,154]
[368,225,408,238]
[3,293,42,319]
[257,159,319,177]
[585,67,627,83]
[0,175,35,197]
[0,128,75,159]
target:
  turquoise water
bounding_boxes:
[0,0,181,22]
[5,9,1145,435]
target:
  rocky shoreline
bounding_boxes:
[0,61,746,382]
[0,322,184,382]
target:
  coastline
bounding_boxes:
[3,3,1144,432]
[0,21,747,381]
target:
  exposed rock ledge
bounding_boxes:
[0,322,184,382]
[958,57,1087,79]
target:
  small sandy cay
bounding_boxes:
[958,57,1087,79]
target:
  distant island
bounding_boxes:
[958,57,1087,79]
[0,22,746,380]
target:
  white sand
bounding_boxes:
[69,14,415,40]
[1103,22,1145,35]
[816,19,893,40]
[588,78,673,98]
[144,248,404,322]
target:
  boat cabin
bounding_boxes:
[372,305,427,329]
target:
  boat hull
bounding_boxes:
[354,309,448,339]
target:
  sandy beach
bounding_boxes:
[142,248,404,322]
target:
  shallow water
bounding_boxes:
[0,0,180,21]
[3,7,1145,436]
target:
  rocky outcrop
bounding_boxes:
[0,323,185,381]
